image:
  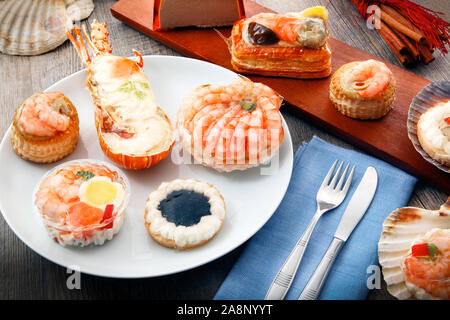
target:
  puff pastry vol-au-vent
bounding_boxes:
[231,6,331,79]
[330,60,396,120]
[11,92,79,163]
[417,101,450,167]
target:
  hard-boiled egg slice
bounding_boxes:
[79,176,125,212]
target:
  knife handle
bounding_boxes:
[298,237,344,300]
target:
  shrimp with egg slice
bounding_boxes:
[34,160,129,247]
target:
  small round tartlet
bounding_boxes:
[33,159,130,247]
[145,179,226,250]
[11,92,79,163]
[417,101,450,167]
[330,60,396,120]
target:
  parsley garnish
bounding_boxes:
[118,81,147,100]
[76,170,95,181]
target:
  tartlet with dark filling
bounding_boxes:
[144,179,226,250]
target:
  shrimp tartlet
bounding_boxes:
[145,179,226,250]
[417,101,450,167]
[11,92,79,163]
[177,77,284,172]
[34,160,129,247]
[330,60,396,120]
[231,6,331,79]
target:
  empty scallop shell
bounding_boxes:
[0,0,94,56]
[66,0,94,22]
[378,197,450,299]
[407,81,450,173]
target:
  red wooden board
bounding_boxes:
[111,0,450,192]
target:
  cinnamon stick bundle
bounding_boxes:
[371,15,414,66]
[351,0,449,67]
[380,4,427,44]
[380,5,435,64]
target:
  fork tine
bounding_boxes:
[329,161,343,188]
[335,163,350,190]
[320,160,338,188]
[341,165,355,194]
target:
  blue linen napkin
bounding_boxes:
[214,136,417,300]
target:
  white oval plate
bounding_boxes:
[0,55,293,278]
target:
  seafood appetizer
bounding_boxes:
[177,76,284,172]
[66,20,175,170]
[378,197,450,300]
[0,0,94,56]
[231,6,331,79]
[145,179,226,250]
[11,92,79,163]
[417,101,450,167]
[34,160,129,246]
[330,60,396,120]
[407,81,450,173]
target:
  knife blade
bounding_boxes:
[298,166,378,300]
[334,166,378,241]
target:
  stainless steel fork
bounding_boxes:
[265,160,355,300]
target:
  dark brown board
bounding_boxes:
[110,0,449,192]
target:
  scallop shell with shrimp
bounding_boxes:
[407,81,450,173]
[0,0,94,56]
[378,197,450,299]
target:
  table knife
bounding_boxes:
[298,166,378,300]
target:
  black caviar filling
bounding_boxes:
[158,189,211,227]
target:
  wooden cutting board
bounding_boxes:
[111,0,450,193]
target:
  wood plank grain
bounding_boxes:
[110,0,450,192]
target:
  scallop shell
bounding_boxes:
[0,0,93,56]
[378,197,450,299]
[65,0,94,22]
[407,81,450,173]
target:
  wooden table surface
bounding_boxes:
[0,0,448,300]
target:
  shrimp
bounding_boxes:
[248,12,328,49]
[346,59,392,98]
[35,168,80,222]
[177,77,284,171]
[66,20,175,170]
[18,92,70,137]
[402,230,450,299]
[35,163,119,225]
[250,13,302,43]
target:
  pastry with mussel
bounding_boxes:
[145,179,226,250]
[34,160,129,247]
[330,59,396,120]
[11,92,79,163]
[417,101,450,167]
[231,6,331,79]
